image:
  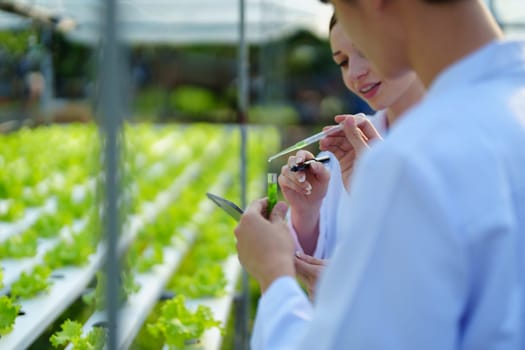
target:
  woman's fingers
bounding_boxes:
[287,150,315,168]
[295,252,326,266]
[294,255,315,278]
[294,253,326,300]
[278,168,311,195]
[357,117,382,142]
[334,114,382,153]
[321,134,353,151]
[280,163,308,187]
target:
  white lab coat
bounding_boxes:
[253,39,525,350]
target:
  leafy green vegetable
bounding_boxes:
[31,213,73,238]
[147,295,221,349]
[0,123,280,349]
[0,229,38,258]
[50,319,106,350]
[170,264,227,299]
[50,319,83,347]
[0,201,25,222]
[44,230,95,268]
[83,270,140,311]
[0,296,21,336]
[166,213,235,299]
[128,240,165,273]
[10,265,52,299]
[21,187,48,207]
[56,191,89,219]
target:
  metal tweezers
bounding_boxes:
[290,155,330,172]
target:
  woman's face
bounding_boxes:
[330,23,416,111]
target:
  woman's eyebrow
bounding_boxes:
[332,50,342,57]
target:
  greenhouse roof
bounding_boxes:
[0,0,523,44]
[0,0,334,44]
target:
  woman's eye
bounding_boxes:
[337,60,348,68]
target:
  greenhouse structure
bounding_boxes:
[0,0,524,349]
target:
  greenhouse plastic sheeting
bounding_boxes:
[0,0,333,44]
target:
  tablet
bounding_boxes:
[206,192,244,222]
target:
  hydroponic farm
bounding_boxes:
[2,1,522,350]
[0,0,318,348]
[0,0,315,348]
[0,122,280,349]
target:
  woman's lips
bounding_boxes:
[359,82,381,100]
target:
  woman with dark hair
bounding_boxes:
[279,13,425,298]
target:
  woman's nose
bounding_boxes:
[348,56,368,80]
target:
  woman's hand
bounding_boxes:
[294,252,327,300]
[320,114,382,191]
[234,199,295,293]
[278,150,330,214]
[278,150,330,254]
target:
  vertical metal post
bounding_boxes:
[257,0,267,104]
[239,0,248,209]
[237,0,250,349]
[40,28,54,123]
[99,0,122,349]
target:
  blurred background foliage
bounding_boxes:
[0,28,35,55]
[0,26,370,132]
[1,1,523,133]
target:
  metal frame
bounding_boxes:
[99,1,122,348]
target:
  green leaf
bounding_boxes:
[32,213,72,238]
[0,229,38,258]
[171,264,226,299]
[50,319,83,347]
[147,295,220,348]
[0,296,20,336]
[83,270,140,310]
[0,201,25,222]
[44,231,94,268]
[10,265,52,299]
[84,327,106,349]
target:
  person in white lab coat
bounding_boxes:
[234,0,525,349]
[279,14,424,298]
